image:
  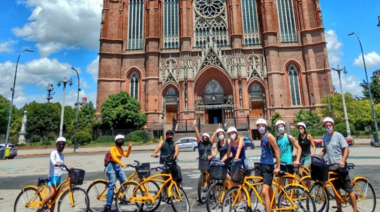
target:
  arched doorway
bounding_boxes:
[164,87,178,122]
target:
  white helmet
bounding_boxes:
[216,128,225,134]
[202,133,210,139]
[323,117,334,126]
[256,118,267,126]
[297,122,306,129]
[275,120,286,127]
[56,137,66,143]
[227,127,237,134]
[114,134,125,141]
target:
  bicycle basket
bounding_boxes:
[210,162,227,180]
[198,158,210,171]
[69,169,85,185]
[231,166,250,184]
[136,163,151,179]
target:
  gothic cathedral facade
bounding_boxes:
[96,0,333,132]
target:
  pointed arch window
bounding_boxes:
[288,65,301,106]
[277,0,297,43]
[130,72,139,99]
[163,0,179,49]
[128,0,144,50]
[241,0,260,45]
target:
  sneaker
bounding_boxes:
[237,200,247,209]
[103,205,111,212]
[281,199,291,206]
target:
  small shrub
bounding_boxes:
[41,140,52,146]
[334,123,356,137]
[47,132,57,141]
[72,131,93,145]
[96,135,114,143]
[31,135,41,143]
[125,130,149,143]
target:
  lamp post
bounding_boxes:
[71,67,81,152]
[323,55,332,117]
[57,78,72,137]
[331,65,352,139]
[46,84,55,103]
[4,49,34,159]
[349,32,379,146]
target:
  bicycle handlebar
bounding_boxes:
[126,160,141,168]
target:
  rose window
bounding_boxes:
[195,0,225,18]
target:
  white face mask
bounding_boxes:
[278,127,285,134]
[258,126,266,135]
[326,127,333,134]
[229,134,237,140]
[218,134,225,141]
[299,129,305,134]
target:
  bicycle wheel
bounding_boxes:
[309,182,329,212]
[221,187,250,212]
[249,183,264,212]
[115,181,143,212]
[58,187,89,212]
[278,185,316,212]
[197,172,208,204]
[14,187,42,212]
[206,183,225,212]
[137,181,161,212]
[170,185,190,212]
[352,179,376,212]
[86,180,108,212]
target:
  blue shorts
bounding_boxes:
[48,176,62,187]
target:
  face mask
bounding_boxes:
[166,137,173,143]
[116,141,123,147]
[299,130,305,134]
[326,127,333,134]
[230,134,237,140]
[278,127,285,134]
[218,134,225,141]
[57,147,64,152]
[258,127,266,135]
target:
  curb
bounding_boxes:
[18,148,156,157]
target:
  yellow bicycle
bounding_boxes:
[86,160,160,212]
[309,163,376,212]
[115,157,189,212]
[221,165,316,212]
[14,165,89,212]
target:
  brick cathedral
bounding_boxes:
[96,0,333,134]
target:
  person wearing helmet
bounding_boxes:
[208,123,230,165]
[275,120,302,170]
[193,119,214,161]
[297,122,316,168]
[319,117,356,212]
[256,118,280,212]
[104,135,133,212]
[221,126,247,168]
[37,137,71,212]
[151,130,179,163]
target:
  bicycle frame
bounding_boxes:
[123,172,182,204]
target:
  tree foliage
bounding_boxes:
[0,94,20,134]
[77,101,96,132]
[269,112,283,132]
[361,77,380,104]
[293,109,321,130]
[101,91,147,129]
[26,102,61,136]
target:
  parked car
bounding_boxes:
[0,143,18,159]
[175,137,198,151]
[313,137,354,147]
[243,137,255,149]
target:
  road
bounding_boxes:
[1,144,380,212]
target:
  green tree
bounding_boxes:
[77,101,96,132]
[270,112,283,133]
[293,109,321,130]
[0,94,21,134]
[101,91,147,129]
[26,102,61,136]
[361,77,380,104]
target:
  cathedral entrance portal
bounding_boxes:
[163,88,178,123]
[207,108,222,124]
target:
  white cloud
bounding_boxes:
[0,41,17,53]
[86,56,99,82]
[353,51,380,70]
[325,30,343,67]
[330,71,363,98]
[13,0,103,56]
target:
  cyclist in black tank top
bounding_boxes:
[152,130,179,163]
[297,122,316,167]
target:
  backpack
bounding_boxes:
[104,152,111,171]
[310,156,328,181]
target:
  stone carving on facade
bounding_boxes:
[163,57,178,85]
[247,53,264,81]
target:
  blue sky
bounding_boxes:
[0,0,379,109]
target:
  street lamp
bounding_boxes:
[71,67,81,152]
[331,65,352,139]
[4,49,34,159]
[57,78,72,137]
[323,55,332,117]
[349,32,380,146]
